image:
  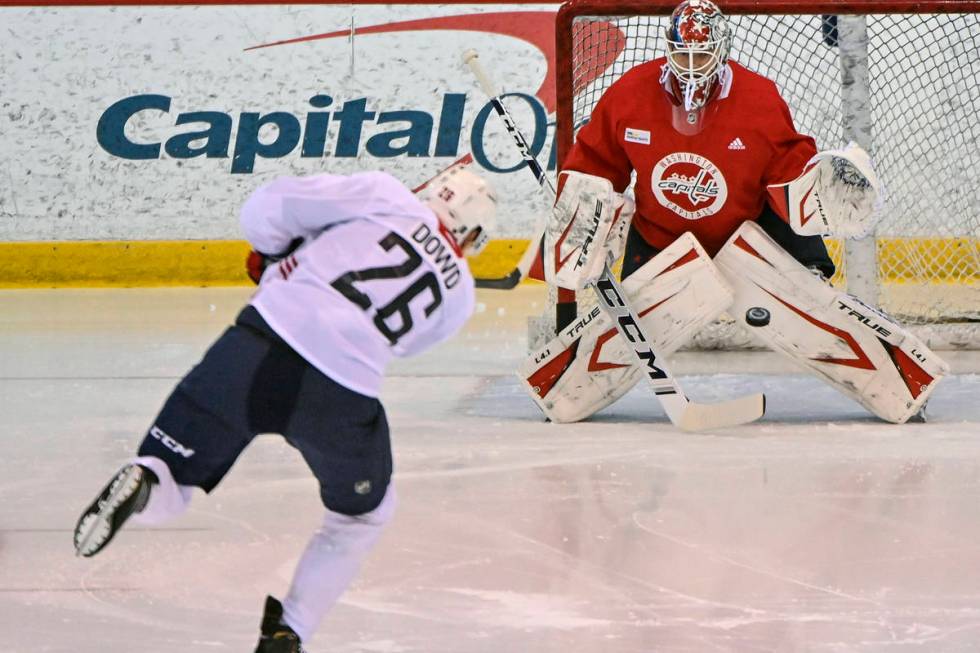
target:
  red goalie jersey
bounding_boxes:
[562,58,817,256]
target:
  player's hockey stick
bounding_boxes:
[412,153,475,193]
[463,49,765,431]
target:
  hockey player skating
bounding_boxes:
[520,0,948,424]
[73,164,496,652]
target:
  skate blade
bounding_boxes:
[74,465,145,558]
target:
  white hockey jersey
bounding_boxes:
[241,171,475,397]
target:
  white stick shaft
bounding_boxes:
[462,48,499,99]
[463,49,554,194]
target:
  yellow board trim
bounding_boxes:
[0,237,976,288]
[0,241,254,288]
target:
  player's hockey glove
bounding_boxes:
[246,237,304,285]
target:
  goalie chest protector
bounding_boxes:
[563,59,817,256]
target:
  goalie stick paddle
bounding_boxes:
[463,49,765,431]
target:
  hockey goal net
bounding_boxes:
[550,0,980,349]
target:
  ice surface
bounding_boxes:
[2,287,979,652]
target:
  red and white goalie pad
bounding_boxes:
[544,171,634,290]
[518,232,732,423]
[715,221,948,423]
[767,142,882,238]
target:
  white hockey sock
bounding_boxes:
[282,486,397,642]
[129,455,194,525]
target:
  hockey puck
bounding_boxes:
[745,307,771,327]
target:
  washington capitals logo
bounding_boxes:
[659,170,719,205]
[652,152,729,220]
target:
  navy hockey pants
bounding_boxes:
[136,306,392,516]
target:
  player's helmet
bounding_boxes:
[421,165,497,256]
[664,0,733,111]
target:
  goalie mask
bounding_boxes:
[421,165,497,256]
[664,0,732,112]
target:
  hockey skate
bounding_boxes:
[254,596,304,653]
[73,464,157,557]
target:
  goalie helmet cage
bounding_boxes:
[546,0,980,350]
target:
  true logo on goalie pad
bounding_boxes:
[563,306,602,339]
[835,300,892,339]
[798,181,829,232]
[573,200,604,271]
[652,152,728,220]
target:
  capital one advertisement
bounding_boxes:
[0,4,565,242]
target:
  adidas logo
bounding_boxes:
[728,137,746,150]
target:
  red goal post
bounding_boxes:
[551,0,980,350]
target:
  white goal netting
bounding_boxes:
[548,2,980,349]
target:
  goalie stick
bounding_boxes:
[461,49,546,290]
[463,49,765,431]
[461,48,574,321]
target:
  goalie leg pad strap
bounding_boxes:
[714,221,949,423]
[519,232,733,423]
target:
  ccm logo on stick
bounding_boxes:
[595,278,670,384]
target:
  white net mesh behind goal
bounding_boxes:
[552,3,980,349]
